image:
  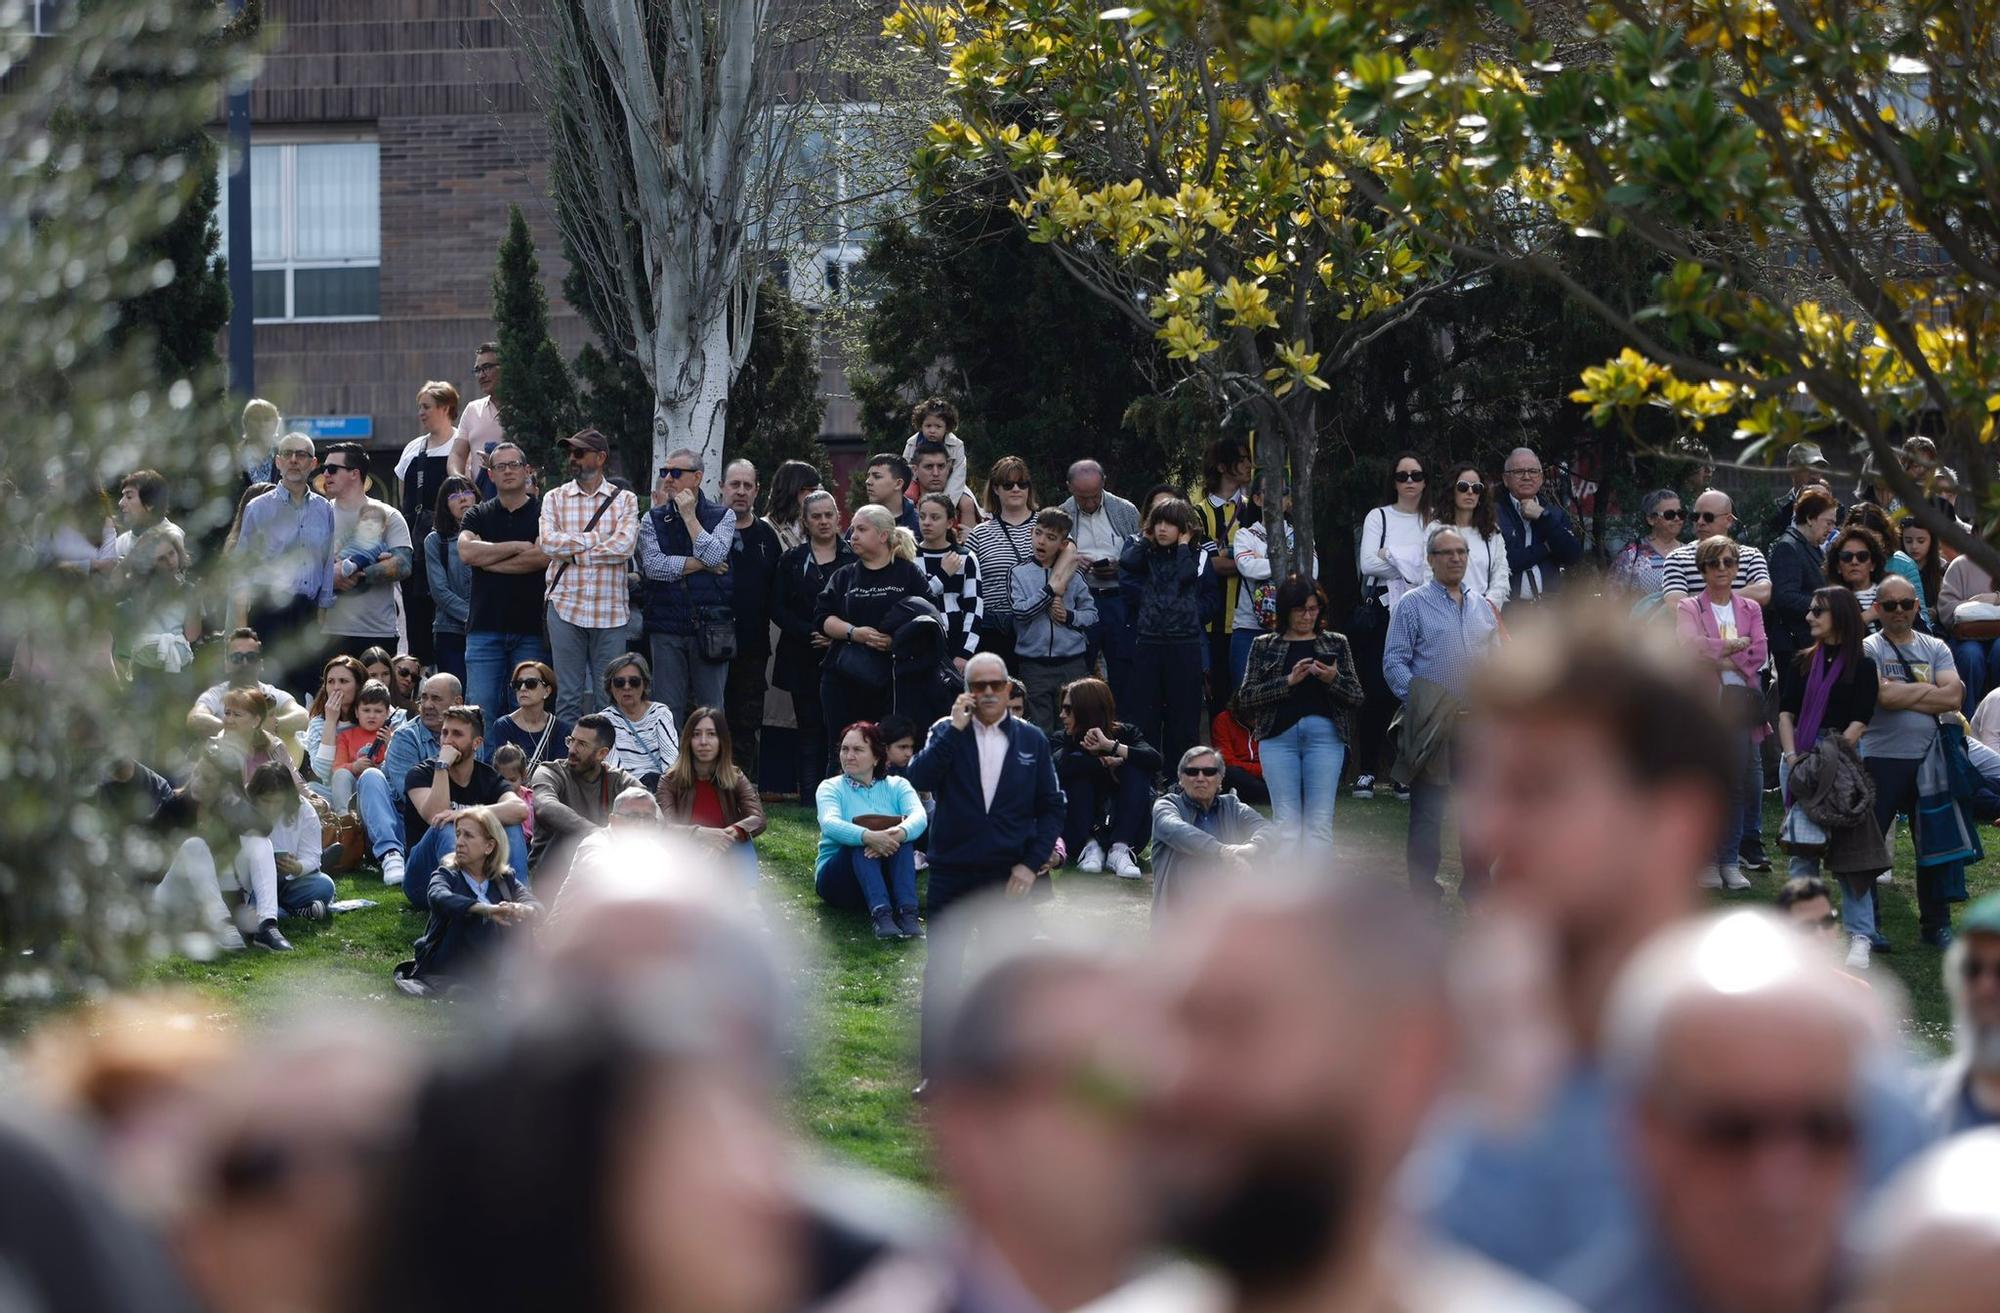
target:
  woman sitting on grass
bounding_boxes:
[393,805,539,1000]
[658,707,766,880]
[814,721,928,941]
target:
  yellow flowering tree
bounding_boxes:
[1188,0,2000,566]
[884,0,1463,574]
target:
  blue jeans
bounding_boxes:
[403,819,532,912]
[355,767,406,861]
[1085,588,1136,704]
[466,630,553,738]
[814,844,918,913]
[1228,629,1260,694]
[278,872,336,915]
[1261,716,1344,863]
[547,607,628,727]
[650,631,729,731]
[1714,729,1760,868]
[1953,638,2000,716]
[1778,753,1878,943]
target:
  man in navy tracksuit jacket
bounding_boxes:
[905,652,1065,1079]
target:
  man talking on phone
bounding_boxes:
[905,652,1066,1091]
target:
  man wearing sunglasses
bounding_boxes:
[1861,574,1968,954]
[458,440,551,723]
[539,429,639,726]
[905,653,1064,1083]
[1925,893,2000,1134]
[186,628,308,740]
[318,442,413,668]
[1658,490,1772,609]
[637,447,736,730]
[1148,745,1269,912]
[1577,910,1893,1313]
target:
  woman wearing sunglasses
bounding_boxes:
[964,455,1039,669]
[1423,463,1511,609]
[1609,488,1685,599]
[597,653,680,792]
[1351,451,1429,801]
[1825,525,1889,618]
[486,660,569,773]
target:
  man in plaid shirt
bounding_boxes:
[540,429,639,724]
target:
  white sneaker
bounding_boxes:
[1351,774,1376,799]
[1845,934,1872,971]
[1876,870,1894,886]
[1108,843,1143,879]
[1697,865,1723,889]
[382,852,406,887]
[914,850,929,870]
[1720,865,1751,891]
[1077,840,1105,874]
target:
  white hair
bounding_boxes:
[1178,744,1224,773]
[1425,524,1467,554]
[964,652,1009,687]
[611,786,661,820]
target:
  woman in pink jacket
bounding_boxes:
[1675,534,1769,891]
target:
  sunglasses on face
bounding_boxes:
[1456,481,1485,495]
[1059,702,1074,713]
[512,678,545,690]
[323,462,355,475]
[658,467,698,481]
[1694,511,1723,523]
[1838,550,1875,563]
[995,479,1031,492]
[227,651,260,665]
[968,679,1010,693]
[1807,604,1831,617]
[1704,558,1738,570]
[610,676,646,689]
[1394,470,1426,483]
[1181,766,1221,777]
[1878,597,1917,612]
[1655,508,1684,520]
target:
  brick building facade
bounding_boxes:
[231,1,861,467]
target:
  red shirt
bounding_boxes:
[689,779,728,828]
[1211,710,1262,779]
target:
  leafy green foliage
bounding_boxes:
[724,278,828,487]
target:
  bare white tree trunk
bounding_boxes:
[652,296,748,483]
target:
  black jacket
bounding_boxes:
[730,516,783,657]
[399,864,539,986]
[1767,524,1824,658]
[771,538,854,695]
[1118,537,1218,643]
[1051,721,1163,780]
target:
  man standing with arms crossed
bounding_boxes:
[457,441,549,722]
[539,429,639,727]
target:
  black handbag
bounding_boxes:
[696,604,738,663]
[827,638,892,686]
[1347,508,1390,638]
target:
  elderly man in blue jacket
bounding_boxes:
[906,651,1066,1085]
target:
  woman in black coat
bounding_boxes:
[771,491,854,795]
[1050,676,1162,879]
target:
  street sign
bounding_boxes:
[290,415,374,440]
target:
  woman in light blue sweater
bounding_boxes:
[815,720,928,941]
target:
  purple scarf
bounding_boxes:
[1791,645,1848,775]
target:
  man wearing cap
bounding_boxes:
[1924,892,2000,1134]
[1765,441,1836,540]
[538,429,640,725]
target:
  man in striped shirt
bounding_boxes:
[1658,490,1773,607]
[539,429,639,725]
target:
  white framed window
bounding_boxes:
[779,105,904,308]
[221,139,380,322]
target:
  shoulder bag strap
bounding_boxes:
[524,716,558,778]
[544,490,618,599]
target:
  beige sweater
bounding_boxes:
[1938,555,1997,629]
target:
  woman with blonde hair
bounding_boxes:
[658,707,766,878]
[814,502,939,772]
[393,805,538,999]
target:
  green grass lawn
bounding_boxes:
[102,793,1996,1178]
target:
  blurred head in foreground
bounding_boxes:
[1848,1129,2000,1313]
[1143,876,1451,1300]
[1602,910,1893,1313]
[926,931,1150,1310]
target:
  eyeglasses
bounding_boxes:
[565,734,603,749]
[1666,1100,1859,1156]
[1504,467,1540,477]
[226,651,260,665]
[1806,604,1830,617]
[1694,511,1724,523]
[658,466,699,481]
[1428,547,1469,558]
[1878,597,1917,613]
[968,678,1010,693]
[1838,550,1875,563]
[1455,481,1485,495]
[277,449,315,460]
[473,362,499,375]
[610,676,646,690]
[1703,558,1738,570]
[1394,470,1426,483]
[995,479,1032,492]
[1180,765,1221,777]
[511,678,545,690]
[490,459,526,472]
[1655,508,1684,520]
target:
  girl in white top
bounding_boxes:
[1229,494,1302,689]
[1357,452,1430,609]
[1422,462,1512,608]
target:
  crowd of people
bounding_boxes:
[16,595,2000,1313]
